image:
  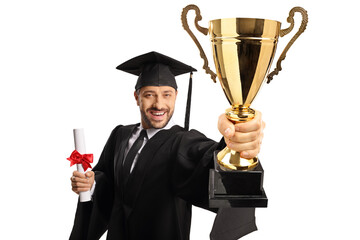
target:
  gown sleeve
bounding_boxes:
[171,129,225,209]
[69,125,121,240]
[171,129,258,240]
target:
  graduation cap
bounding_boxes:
[116,51,197,130]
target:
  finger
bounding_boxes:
[235,110,263,133]
[85,171,94,178]
[72,181,91,189]
[226,138,261,153]
[228,129,261,143]
[71,176,90,184]
[73,171,86,179]
[71,181,92,194]
[218,113,235,138]
[72,187,90,193]
[240,149,260,159]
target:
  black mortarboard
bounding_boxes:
[116,51,197,130]
[116,51,196,90]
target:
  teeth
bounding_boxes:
[153,112,165,116]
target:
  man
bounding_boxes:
[70,51,265,240]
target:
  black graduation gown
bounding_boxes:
[70,124,257,240]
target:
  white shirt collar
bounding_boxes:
[140,119,175,139]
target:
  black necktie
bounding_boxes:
[122,129,147,181]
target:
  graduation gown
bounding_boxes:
[70,124,257,240]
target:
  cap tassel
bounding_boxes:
[184,72,193,131]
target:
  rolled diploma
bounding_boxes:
[73,128,92,202]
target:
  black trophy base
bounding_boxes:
[209,151,268,208]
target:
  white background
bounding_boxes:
[1,0,359,239]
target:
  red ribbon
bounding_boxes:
[67,150,93,171]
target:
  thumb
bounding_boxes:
[218,113,235,138]
[85,171,94,178]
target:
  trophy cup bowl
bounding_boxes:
[181,5,308,207]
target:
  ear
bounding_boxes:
[134,91,140,106]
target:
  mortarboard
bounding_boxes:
[116,51,196,90]
[116,51,197,130]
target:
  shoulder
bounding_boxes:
[110,123,139,135]
[172,126,213,141]
[148,125,207,146]
[168,126,217,150]
[103,123,139,144]
[112,123,139,130]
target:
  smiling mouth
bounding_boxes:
[148,109,168,120]
[151,111,165,116]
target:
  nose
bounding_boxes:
[153,95,165,109]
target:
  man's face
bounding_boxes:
[135,86,177,129]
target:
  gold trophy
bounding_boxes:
[182,5,308,207]
[182,5,308,171]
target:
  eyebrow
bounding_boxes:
[142,90,156,94]
[142,90,174,95]
[162,90,174,94]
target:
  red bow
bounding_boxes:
[67,150,93,171]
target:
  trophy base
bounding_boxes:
[209,151,268,208]
[217,146,258,171]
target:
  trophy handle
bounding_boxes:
[267,6,308,83]
[181,4,217,83]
